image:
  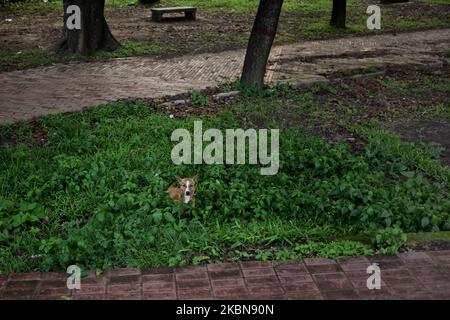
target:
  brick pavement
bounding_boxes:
[0,250,449,300]
[0,28,449,124]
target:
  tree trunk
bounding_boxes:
[59,0,120,55]
[330,0,347,29]
[240,0,284,89]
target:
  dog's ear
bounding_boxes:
[176,176,183,184]
[191,176,197,183]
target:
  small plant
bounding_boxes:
[191,90,209,106]
[370,227,407,254]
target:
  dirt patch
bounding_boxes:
[408,240,450,251]
[0,120,48,147]
[0,3,252,54]
[308,66,450,154]
[316,66,449,121]
[385,118,450,166]
[1,1,449,59]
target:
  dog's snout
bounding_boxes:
[185,191,191,196]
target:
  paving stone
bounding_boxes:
[211,278,245,288]
[303,258,337,266]
[247,284,284,297]
[398,252,435,267]
[348,277,387,289]
[282,282,320,293]
[40,272,67,281]
[4,280,39,292]
[241,267,276,278]
[143,291,177,300]
[177,279,211,290]
[313,273,353,291]
[34,295,67,300]
[207,263,240,272]
[175,265,207,274]
[107,282,141,293]
[389,285,433,300]
[35,286,71,296]
[321,290,359,300]
[277,274,314,284]
[3,250,449,300]
[106,292,142,300]
[72,294,106,300]
[355,287,394,300]
[106,268,141,277]
[142,275,176,292]
[8,273,41,281]
[305,263,341,274]
[209,269,242,280]
[213,286,248,299]
[272,260,305,269]
[178,288,213,299]
[369,255,405,269]
[176,272,209,281]
[285,292,323,300]
[1,289,35,299]
[245,276,280,286]
[275,267,309,277]
[108,275,140,285]
[240,261,274,269]
[2,29,447,125]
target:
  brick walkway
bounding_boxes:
[1,250,449,300]
[0,28,449,124]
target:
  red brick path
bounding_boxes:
[1,28,449,124]
[1,251,449,300]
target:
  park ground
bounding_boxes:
[0,0,450,71]
[1,63,449,273]
[0,0,449,288]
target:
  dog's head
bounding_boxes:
[177,176,196,204]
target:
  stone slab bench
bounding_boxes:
[151,7,197,22]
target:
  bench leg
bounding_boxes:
[152,12,163,22]
[185,11,196,20]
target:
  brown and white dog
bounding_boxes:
[167,177,196,207]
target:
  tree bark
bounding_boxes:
[59,0,120,55]
[330,0,347,29]
[240,0,284,89]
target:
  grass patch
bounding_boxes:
[0,41,173,71]
[347,122,450,185]
[1,79,449,273]
[1,0,449,71]
[0,48,58,71]
[94,41,175,58]
[407,231,450,243]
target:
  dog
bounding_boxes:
[167,176,196,207]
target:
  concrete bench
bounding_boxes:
[151,7,197,22]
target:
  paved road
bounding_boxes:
[0,29,449,124]
[0,250,449,300]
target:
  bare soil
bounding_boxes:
[409,240,450,251]
[1,1,449,55]
[0,4,253,53]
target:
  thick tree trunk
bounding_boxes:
[330,0,347,29]
[59,0,120,55]
[240,0,284,89]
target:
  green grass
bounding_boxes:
[408,231,450,243]
[1,0,449,71]
[94,41,175,58]
[0,41,173,71]
[348,122,450,184]
[1,78,449,273]
[416,0,450,4]
[0,48,58,71]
